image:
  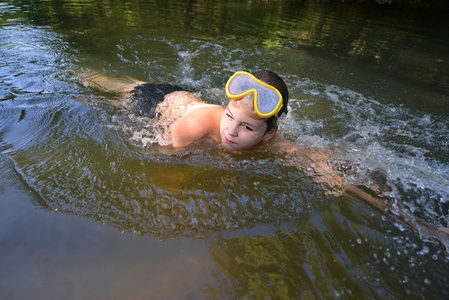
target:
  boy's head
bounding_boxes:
[220,70,289,151]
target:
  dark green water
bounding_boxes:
[1,0,449,299]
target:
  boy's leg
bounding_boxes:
[79,72,146,95]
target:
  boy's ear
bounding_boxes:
[263,127,277,141]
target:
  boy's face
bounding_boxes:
[219,100,275,151]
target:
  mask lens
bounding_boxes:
[257,87,280,115]
[227,73,253,95]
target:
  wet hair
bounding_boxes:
[251,70,289,133]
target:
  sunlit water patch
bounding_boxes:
[0,25,77,100]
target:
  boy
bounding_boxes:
[169,70,287,151]
[80,70,286,152]
[81,69,449,238]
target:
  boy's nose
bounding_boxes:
[227,124,238,136]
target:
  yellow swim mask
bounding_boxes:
[225,71,284,118]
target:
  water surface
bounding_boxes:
[1,0,449,298]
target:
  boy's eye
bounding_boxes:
[226,113,233,119]
[243,125,253,131]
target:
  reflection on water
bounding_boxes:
[1,0,449,298]
[10,0,449,95]
[209,197,448,298]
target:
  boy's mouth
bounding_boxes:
[224,136,236,145]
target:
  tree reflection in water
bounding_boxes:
[208,195,448,299]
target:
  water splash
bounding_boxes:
[281,78,449,227]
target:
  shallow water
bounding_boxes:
[1,0,449,299]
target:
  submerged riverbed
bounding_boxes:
[1,0,449,298]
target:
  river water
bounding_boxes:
[1,0,449,298]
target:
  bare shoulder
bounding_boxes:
[171,104,224,148]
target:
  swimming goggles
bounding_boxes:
[225,71,284,118]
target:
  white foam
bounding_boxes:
[285,79,449,224]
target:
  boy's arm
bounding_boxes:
[270,135,449,239]
[171,113,205,148]
[171,105,224,148]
